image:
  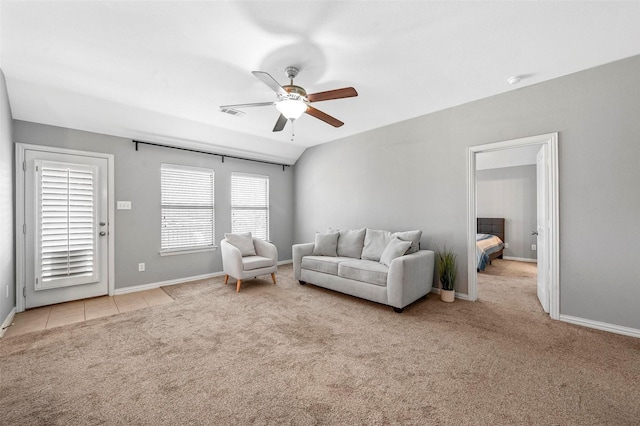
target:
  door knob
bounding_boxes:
[531,231,539,236]
[99,231,107,236]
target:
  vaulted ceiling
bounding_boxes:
[2,1,640,164]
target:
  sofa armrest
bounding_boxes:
[387,250,435,309]
[254,238,278,263]
[292,243,315,280]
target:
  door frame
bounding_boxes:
[466,133,559,320]
[15,143,115,313]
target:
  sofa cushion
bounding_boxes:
[361,229,392,261]
[393,230,422,254]
[242,255,274,271]
[336,228,366,258]
[312,232,340,256]
[338,260,389,287]
[379,237,412,266]
[225,232,256,256]
[301,256,351,276]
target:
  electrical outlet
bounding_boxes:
[532,244,537,251]
[504,242,509,249]
[138,263,145,272]
[117,201,132,210]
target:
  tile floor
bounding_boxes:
[2,288,173,339]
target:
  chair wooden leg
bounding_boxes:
[236,280,242,293]
[271,273,277,285]
[224,274,229,285]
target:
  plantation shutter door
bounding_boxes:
[35,160,99,290]
[161,165,215,251]
[231,173,269,240]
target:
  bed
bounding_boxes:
[476,218,505,271]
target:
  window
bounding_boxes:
[231,173,269,240]
[161,164,215,252]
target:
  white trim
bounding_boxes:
[107,150,115,297]
[455,292,470,301]
[159,246,217,256]
[114,271,225,295]
[115,262,290,295]
[430,287,470,301]
[502,256,537,263]
[0,307,16,338]
[15,143,116,311]
[560,315,640,339]
[466,146,479,302]
[467,133,560,320]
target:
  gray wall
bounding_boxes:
[477,165,537,260]
[13,121,294,290]
[294,55,640,330]
[0,69,15,324]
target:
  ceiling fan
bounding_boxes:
[220,66,358,132]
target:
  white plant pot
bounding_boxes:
[440,289,455,303]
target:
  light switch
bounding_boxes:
[117,201,132,210]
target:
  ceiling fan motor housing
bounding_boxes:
[282,85,307,100]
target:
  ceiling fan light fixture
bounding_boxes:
[276,99,307,120]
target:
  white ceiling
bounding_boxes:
[2,1,640,165]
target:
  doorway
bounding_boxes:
[467,133,559,319]
[16,144,115,312]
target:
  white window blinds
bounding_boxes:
[231,173,269,240]
[161,164,215,251]
[36,160,99,290]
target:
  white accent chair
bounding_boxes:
[221,235,278,292]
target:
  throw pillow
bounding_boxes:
[393,230,422,254]
[312,232,339,256]
[224,232,256,256]
[379,237,413,267]
[336,228,366,258]
[361,229,392,261]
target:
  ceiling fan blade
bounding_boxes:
[305,106,344,128]
[252,71,288,96]
[307,87,358,103]
[273,114,288,132]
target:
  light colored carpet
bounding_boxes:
[1,262,639,425]
[478,259,542,315]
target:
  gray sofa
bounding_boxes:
[293,228,434,312]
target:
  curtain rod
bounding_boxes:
[132,140,291,171]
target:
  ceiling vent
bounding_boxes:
[220,107,245,116]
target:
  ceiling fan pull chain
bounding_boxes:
[291,120,295,142]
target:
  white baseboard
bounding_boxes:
[114,271,225,295]
[503,256,537,263]
[113,262,292,296]
[430,287,470,301]
[455,292,470,301]
[0,307,17,338]
[560,314,640,339]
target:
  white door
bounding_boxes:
[24,149,109,309]
[536,145,549,313]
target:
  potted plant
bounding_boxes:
[437,246,457,303]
